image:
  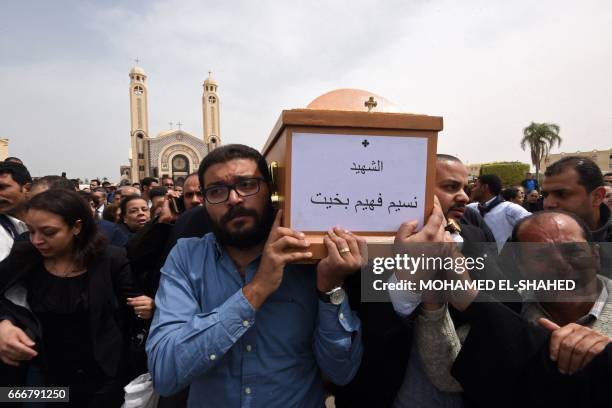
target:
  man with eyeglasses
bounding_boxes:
[161,176,175,190]
[147,144,364,407]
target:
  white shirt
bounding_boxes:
[468,198,531,252]
[0,215,28,261]
[388,231,464,318]
[96,204,105,220]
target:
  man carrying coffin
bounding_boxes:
[334,153,509,408]
[146,144,364,407]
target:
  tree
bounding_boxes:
[520,122,562,181]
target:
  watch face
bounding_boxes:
[330,288,346,305]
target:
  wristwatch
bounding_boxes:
[317,286,346,305]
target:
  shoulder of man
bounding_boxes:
[172,233,214,257]
[504,202,531,217]
[460,224,489,243]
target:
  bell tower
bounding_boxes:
[129,63,150,182]
[202,72,221,151]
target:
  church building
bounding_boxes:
[121,64,221,184]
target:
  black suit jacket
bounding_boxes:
[332,269,414,408]
[0,242,142,379]
[126,207,211,297]
[452,295,612,408]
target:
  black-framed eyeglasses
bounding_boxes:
[203,177,265,204]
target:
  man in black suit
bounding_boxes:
[333,154,504,407]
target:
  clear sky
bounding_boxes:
[2,0,611,180]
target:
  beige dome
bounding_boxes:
[306,88,403,112]
[204,72,217,85]
[130,65,146,76]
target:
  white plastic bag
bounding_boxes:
[122,372,159,408]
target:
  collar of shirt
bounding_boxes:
[522,275,610,324]
[484,196,497,207]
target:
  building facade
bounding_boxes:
[541,148,612,174]
[122,65,222,183]
[0,139,8,161]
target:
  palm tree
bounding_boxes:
[520,122,562,180]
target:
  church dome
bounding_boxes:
[306,88,403,113]
[130,65,146,76]
[204,72,217,86]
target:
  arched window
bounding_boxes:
[136,133,145,159]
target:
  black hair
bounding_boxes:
[102,204,119,223]
[27,189,106,266]
[501,187,519,201]
[603,172,612,177]
[544,156,603,193]
[31,175,76,192]
[511,210,592,242]
[198,144,271,189]
[78,191,96,209]
[4,157,23,164]
[0,161,32,186]
[141,177,158,188]
[477,174,502,196]
[31,175,64,191]
[119,195,147,224]
[90,179,101,186]
[149,186,168,200]
[102,181,111,187]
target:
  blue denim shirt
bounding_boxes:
[146,233,363,407]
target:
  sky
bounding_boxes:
[2,0,611,180]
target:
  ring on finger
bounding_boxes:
[339,247,350,255]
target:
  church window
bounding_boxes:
[139,165,145,171]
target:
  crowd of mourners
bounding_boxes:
[0,147,611,408]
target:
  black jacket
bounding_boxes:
[333,220,506,407]
[0,242,142,379]
[126,207,211,297]
[452,295,612,408]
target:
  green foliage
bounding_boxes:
[479,162,530,186]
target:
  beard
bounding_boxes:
[206,199,275,249]
[446,203,465,218]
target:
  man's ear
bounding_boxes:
[22,182,32,193]
[590,186,606,207]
